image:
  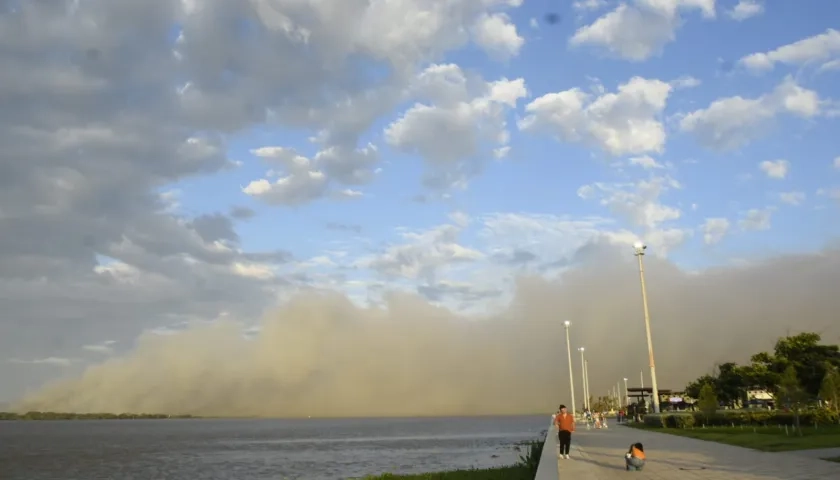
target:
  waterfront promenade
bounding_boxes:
[535,422,840,479]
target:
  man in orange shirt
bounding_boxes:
[553,404,575,459]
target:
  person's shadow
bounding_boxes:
[574,456,625,471]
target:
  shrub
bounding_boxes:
[643,413,666,428]
[516,431,545,477]
[665,413,695,428]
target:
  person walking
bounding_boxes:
[554,404,575,459]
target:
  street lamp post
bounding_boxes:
[584,359,591,411]
[578,347,588,411]
[563,321,576,418]
[623,377,629,407]
[633,241,660,413]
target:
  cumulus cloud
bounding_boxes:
[680,77,822,150]
[0,0,530,400]
[569,0,716,61]
[702,218,731,245]
[519,76,673,156]
[726,0,764,21]
[15,243,840,417]
[739,28,840,73]
[385,64,527,189]
[759,159,790,179]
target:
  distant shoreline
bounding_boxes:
[0,412,197,420]
[0,411,548,421]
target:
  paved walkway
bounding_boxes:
[535,423,840,480]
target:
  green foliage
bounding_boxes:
[643,409,840,428]
[684,332,840,405]
[628,424,840,452]
[590,395,618,412]
[819,365,840,411]
[697,384,718,421]
[0,411,194,420]
[515,431,545,477]
[778,366,809,410]
[643,413,666,428]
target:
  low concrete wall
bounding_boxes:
[533,422,558,480]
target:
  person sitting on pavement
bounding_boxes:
[625,442,646,471]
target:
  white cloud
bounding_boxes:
[569,0,716,61]
[385,64,527,189]
[8,357,75,367]
[834,157,840,170]
[671,75,702,89]
[573,0,608,11]
[726,0,764,21]
[818,59,840,73]
[470,13,525,60]
[739,29,840,73]
[519,76,673,156]
[739,208,773,231]
[759,159,790,179]
[680,77,821,150]
[577,175,683,229]
[529,18,539,29]
[702,218,730,245]
[628,155,665,169]
[362,223,484,281]
[243,144,379,205]
[779,191,806,206]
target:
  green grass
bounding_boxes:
[628,423,840,452]
[361,465,533,480]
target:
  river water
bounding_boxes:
[0,415,547,479]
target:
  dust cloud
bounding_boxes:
[14,242,840,418]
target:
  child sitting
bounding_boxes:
[625,442,646,471]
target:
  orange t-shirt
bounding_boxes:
[631,446,646,460]
[554,413,576,432]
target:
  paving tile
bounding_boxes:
[535,423,840,480]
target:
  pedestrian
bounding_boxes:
[554,404,575,459]
[625,442,646,471]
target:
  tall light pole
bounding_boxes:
[584,359,591,411]
[578,347,588,410]
[623,377,629,407]
[563,320,576,417]
[634,241,660,413]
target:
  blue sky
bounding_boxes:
[173,0,840,272]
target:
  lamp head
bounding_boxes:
[633,241,647,255]
[563,320,571,327]
[623,377,628,381]
[578,347,585,352]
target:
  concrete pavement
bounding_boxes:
[535,422,840,480]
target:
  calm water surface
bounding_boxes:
[0,416,547,479]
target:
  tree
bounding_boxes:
[778,365,809,434]
[697,384,718,424]
[820,365,840,411]
[773,333,840,397]
[714,362,748,407]
[684,374,716,399]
